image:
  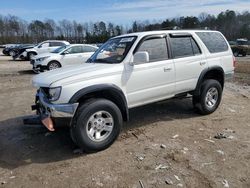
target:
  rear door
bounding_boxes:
[169,33,207,93]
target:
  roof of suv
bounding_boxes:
[114,30,220,39]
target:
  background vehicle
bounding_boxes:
[24,40,70,60]
[2,44,20,56]
[31,30,234,152]
[12,44,36,60]
[31,44,98,73]
[230,38,250,56]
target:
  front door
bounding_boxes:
[61,46,85,66]
[125,36,175,108]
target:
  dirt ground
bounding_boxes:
[0,50,250,188]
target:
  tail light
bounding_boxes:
[233,56,236,68]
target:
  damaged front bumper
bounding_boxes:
[32,89,79,131]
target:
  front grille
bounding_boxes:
[40,87,50,99]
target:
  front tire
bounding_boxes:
[47,61,61,71]
[193,79,222,115]
[71,99,123,153]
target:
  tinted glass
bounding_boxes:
[67,46,83,54]
[191,38,201,55]
[196,32,228,53]
[171,37,200,58]
[137,38,168,62]
[83,46,97,52]
[50,42,64,47]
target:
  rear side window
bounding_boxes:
[196,32,228,53]
[50,42,65,47]
[83,46,97,52]
[137,38,168,62]
[170,37,201,58]
[67,46,83,54]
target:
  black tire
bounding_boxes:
[242,52,247,57]
[9,50,15,57]
[233,51,239,57]
[28,52,37,60]
[193,79,222,115]
[47,61,61,70]
[71,99,123,153]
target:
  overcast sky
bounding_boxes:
[1,0,250,24]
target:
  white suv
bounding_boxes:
[30,30,234,152]
[24,40,70,60]
[31,44,98,73]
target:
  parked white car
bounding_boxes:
[24,40,70,60]
[30,30,234,152]
[31,44,98,73]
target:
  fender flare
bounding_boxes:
[194,66,225,96]
[69,84,129,121]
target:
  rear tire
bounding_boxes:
[233,51,239,57]
[193,79,222,115]
[71,99,123,153]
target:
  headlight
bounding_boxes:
[49,87,61,101]
[36,56,49,62]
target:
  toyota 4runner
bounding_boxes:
[31,30,235,152]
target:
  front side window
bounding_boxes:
[170,37,201,58]
[66,46,83,54]
[136,38,168,62]
[87,36,137,64]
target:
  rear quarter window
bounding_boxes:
[196,32,228,53]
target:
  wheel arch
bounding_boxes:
[194,66,225,96]
[27,51,37,55]
[48,60,62,67]
[69,84,129,121]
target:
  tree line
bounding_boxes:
[0,10,250,44]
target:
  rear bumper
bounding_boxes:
[225,71,234,81]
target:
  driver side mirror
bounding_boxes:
[131,51,149,65]
[62,51,69,55]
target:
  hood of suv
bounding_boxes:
[32,63,122,88]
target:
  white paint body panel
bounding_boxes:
[32,30,234,109]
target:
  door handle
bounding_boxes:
[164,67,172,72]
[200,62,206,66]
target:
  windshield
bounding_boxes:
[51,45,69,53]
[87,36,137,64]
